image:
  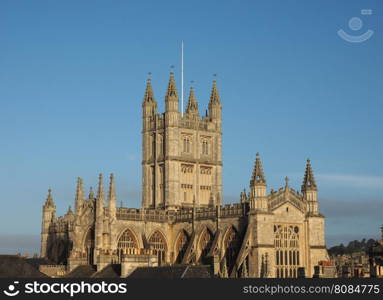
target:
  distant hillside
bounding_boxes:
[328,239,376,256]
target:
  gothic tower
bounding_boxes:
[142,73,222,209]
[40,189,56,257]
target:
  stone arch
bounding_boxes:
[148,230,168,265]
[174,229,190,264]
[223,225,240,273]
[198,227,214,263]
[116,228,140,262]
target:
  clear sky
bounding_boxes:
[0,0,382,254]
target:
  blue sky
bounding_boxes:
[0,0,382,254]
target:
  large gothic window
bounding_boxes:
[149,231,167,265]
[199,228,213,262]
[224,226,240,272]
[175,230,189,264]
[274,224,300,278]
[117,229,138,262]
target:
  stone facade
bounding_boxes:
[40,73,329,277]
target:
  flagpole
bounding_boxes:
[181,41,184,117]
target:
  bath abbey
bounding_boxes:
[40,72,329,278]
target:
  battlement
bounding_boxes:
[116,203,247,223]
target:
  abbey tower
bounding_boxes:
[142,72,222,209]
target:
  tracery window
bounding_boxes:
[117,229,138,262]
[149,231,167,265]
[274,224,300,278]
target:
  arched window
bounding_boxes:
[224,226,240,272]
[199,228,213,262]
[175,230,189,264]
[274,225,300,278]
[117,229,138,262]
[149,231,167,265]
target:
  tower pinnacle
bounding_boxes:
[75,177,84,214]
[301,159,317,192]
[166,72,178,99]
[250,153,266,186]
[165,72,179,112]
[209,80,221,105]
[142,78,156,104]
[108,173,116,206]
[44,188,55,207]
[97,173,104,203]
[186,86,199,117]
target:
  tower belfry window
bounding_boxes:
[183,136,191,153]
[202,140,209,155]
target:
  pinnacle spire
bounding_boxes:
[143,78,156,104]
[250,153,266,186]
[108,173,116,207]
[97,174,104,204]
[75,177,84,213]
[67,205,73,214]
[186,87,199,116]
[45,188,55,207]
[165,72,178,100]
[301,159,317,192]
[209,80,221,105]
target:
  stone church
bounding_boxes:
[40,72,329,277]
